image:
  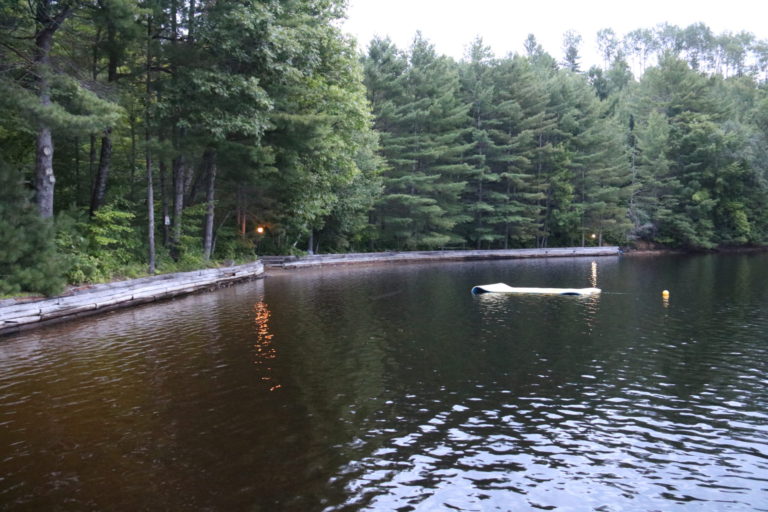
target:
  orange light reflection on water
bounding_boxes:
[253,300,281,391]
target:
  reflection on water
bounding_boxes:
[1,255,768,511]
[253,299,280,391]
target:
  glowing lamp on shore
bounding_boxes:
[256,226,265,234]
[590,233,597,239]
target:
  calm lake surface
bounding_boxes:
[1,253,768,511]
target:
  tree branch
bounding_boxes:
[0,41,35,67]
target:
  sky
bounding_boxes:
[342,0,768,68]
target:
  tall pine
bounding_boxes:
[368,34,472,249]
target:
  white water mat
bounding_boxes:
[471,283,601,296]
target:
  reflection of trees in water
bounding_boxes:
[253,300,280,391]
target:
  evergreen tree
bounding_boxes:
[87,0,144,216]
[368,34,472,249]
[0,0,121,218]
[561,30,583,72]
[458,38,498,248]
[629,55,766,248]
[0,159,65,296]
[578,116,633,245]
[630,110,671,238]
[5,10,768,292]
[480,55,552,248]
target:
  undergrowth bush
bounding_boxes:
[0,159,66,296]
[56,204,141,284]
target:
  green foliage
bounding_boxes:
[0,159,66,296]
[0,46,122,137]
[210,225,258,261]
[88,205,139,264]
[4,4,768,297]
[366,34,473,249]
[55,205,140,283]
[359,29,768,252]
[55,211,103,284]
[625,55,768,248]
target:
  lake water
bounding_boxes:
[1,253,767,511]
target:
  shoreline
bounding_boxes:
[9,244,765,336]
[621,245,768,256]
[0,261,265,336]
[2,247,619,336]
[263,246,622,269]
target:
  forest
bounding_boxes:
[2,0,768,296]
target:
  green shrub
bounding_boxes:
[0,159,66,296]
[55,204,141,284]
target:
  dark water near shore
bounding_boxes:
[1,254,768,511]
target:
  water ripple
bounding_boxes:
[3,256,768,511]
[331,379,768,511]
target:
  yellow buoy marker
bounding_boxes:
[661,289,670,308]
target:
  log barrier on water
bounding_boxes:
[1,247,620,336]
[263,246,621,269]
[0,261,265,336]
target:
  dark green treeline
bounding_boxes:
[364,30,768,250]
[1,0,381,294]
[1,2,768,294]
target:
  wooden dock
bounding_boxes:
[264,246,621,269]
[0,261,264,336]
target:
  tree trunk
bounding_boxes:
[168,0,183,261]
[307,231,315,255]
[237,189,247,236]
[185,162,202,206]
[202,148,216,261]
[33,1,71,218]
[71,137,82,205]
[90,17,119,216]
[129,114,137,203]
[35,126,55,218]
[90,127,112,215]
[145,15,156,274]
[146,143,156,274]
[160,159,170,247]
[187,0,196,44]
[170,155,185,261]
[89,134,97,184]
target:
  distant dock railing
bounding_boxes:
[263,246,621,269]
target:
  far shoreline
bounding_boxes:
[2,247,617,336]
[3,244,767,336]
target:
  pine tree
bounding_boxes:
[458,38,498,248]
[0,0,121,219]
[628,55,764,248]
[369,34,472,249]
[441,49,549,248]
[578,116,633,245]
[0,159,65,296]
[631,110,671,239]
[496,56,558,248]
